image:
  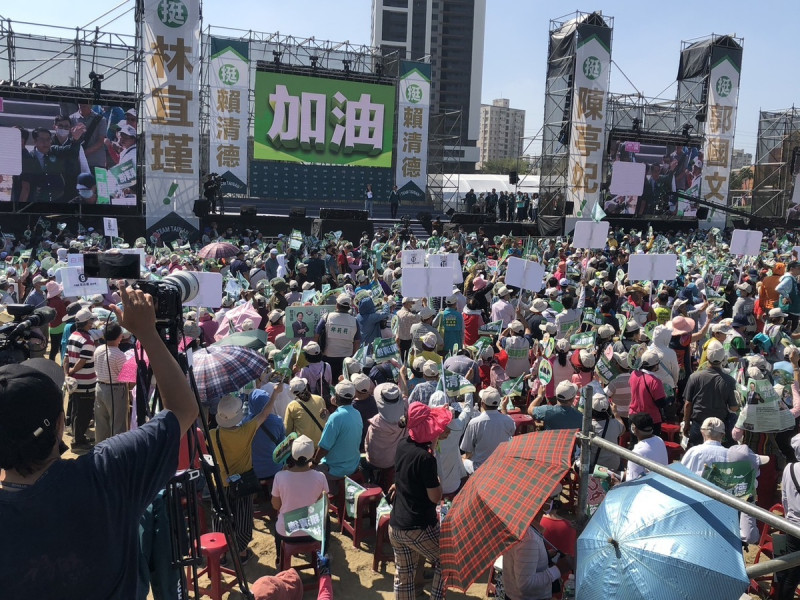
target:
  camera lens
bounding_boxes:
[162,271,199,304]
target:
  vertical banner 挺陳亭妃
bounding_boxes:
[395,61,431,204]
[701,44,742,229]
[143,0,201,230]
[568,23,612,219]
[209,37,250,196]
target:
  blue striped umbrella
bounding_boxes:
[577,463,749,600]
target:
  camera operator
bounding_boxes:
[204,173,224,214]
[0,285,198,599]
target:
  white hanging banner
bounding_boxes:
[209,36,250,195]
[143,0,202,228]
[395,61,431,203]
[567,22,612,219]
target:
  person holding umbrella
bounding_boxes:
[388,401,452,600]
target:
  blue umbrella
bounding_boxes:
[577,463,749,600]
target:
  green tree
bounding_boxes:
[480,157,524,175]
[729,166,753,191]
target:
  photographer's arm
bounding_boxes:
[111,285,198,433]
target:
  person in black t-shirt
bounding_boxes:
[389,402,452,600]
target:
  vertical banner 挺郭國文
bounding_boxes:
[395,61,431,204]
[209,37,249,196]
[568,23,612,218]
[143,0,201,229]
[701,44,742,229]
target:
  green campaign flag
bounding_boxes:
[538,360,553,385]
[591,200,606,223]
[370,280,383,300]
[373,338,400,364]
[236,271,250,291]
[582,308,604,328]
[351,343,370,369]
[283,495,328,541]
[440,369,476,397]
[616,314,627,335]
[642,320,657,340]
[595,353,620,385]
[321,283,331,296]
[627,344,645,369]
[471,336,494,358]
[569,331,596,349]
[701,461,756,500]
[289,229,303,250]
[345,476,367,518]
[478,320,503,337]
[501,373,526,398]
[543,337,555,358]
[274,340,301,378]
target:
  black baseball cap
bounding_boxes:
[0,364,63,448]
[629,412,654,432]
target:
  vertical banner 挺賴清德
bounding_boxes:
[209,37,250,196]
[395,61,431,204]
[701,44,742,229]
[143,0,201,230]
[568,23,612,219]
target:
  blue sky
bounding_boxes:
[3,0,797,156]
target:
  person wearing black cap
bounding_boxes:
[625,413,668,481]
[0,285,197,599]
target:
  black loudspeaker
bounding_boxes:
[240,204,257,217]
[451,213,488,225]
[193,199,210,217]
[696,207,709,219]
[319,208,368,220]
[564,201,575,214]
[509,171,518,184]
[289,207,307,218]
[445,207,456,217]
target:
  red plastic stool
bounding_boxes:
[280,539,321,591]
[186,533,237,600]
[664,440,684,463]
[660,423,681,443]
[341,484,384,548]
[373,514,393,572]
[509,412,535,436]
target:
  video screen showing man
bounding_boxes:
[605,140,702,218]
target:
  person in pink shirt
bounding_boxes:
[628,350,667,436]
[544,338,575,401]
[198,309,219,345]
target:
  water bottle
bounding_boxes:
[563,573,576,599]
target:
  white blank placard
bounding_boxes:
[401,249,426,268]
[0,127,22,175]
[609,161,646,197]
[401,267,453,298]
[628,254,677,282]
[182,272,223,307]
[730,229,763,256]
[572,220,610,249]
[505,257,546,292]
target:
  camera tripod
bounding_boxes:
[134,314,254,599]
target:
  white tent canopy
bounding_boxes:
[432,173,540,212]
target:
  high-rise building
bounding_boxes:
[477,98,525,169]
[371,0,486,171]
[730,148,753,170]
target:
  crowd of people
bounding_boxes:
[3,218,800,598]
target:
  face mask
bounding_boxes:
[736,290,742,297]
[78,189,94,199]
[55,128,69,142]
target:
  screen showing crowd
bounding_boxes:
[604,139,703,218]
[0,97,138,206]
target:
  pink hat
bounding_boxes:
[407,403,452,444]
[46,280,63,299]
[472,276,488,291]
[670,316,695,336]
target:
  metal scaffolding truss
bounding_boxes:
[751,106,800,218]
[428,109,464,213]
[0,17,138,93]
[538,11,613,217]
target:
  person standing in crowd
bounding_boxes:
[778,434,800,599]
[680,417,729,475]
[625,413,668,481]
[389,401,452,600]
[284,377,328,448]
[682,345,739,448]
[460,388,515,473]
[313,380,363,493]
[389,184,400,219]
[365,183,374,217]
[65,308,98,450]
[529,381,582,430]
[92,322,129,444]
[776,260,800,332]
[395,297,421,363]
[315,294,360,381]
[629,350,667,437]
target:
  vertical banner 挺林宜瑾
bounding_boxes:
[143,0,201,229]
[209,37,249,196]
[568,24,612,218]
[395,61,431,204]
[701,44,742,228]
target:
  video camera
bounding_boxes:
[0,304,55,366]
[206,172,226,190]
